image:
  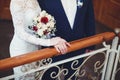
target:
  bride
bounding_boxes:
[9,0,70,80]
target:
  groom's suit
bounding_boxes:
[38,0,95,60]
[38,0,95,79]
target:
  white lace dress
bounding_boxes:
[9,0,52,80]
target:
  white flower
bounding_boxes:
[47,15,52,20]
[37,23,42,28]
[46,22,55,28]
[40,10,46,17]
[37,29,44,36]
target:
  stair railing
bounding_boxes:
[0,32,119,80]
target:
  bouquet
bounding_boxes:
[28,10,56,39]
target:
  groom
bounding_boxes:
[38,0,95,79]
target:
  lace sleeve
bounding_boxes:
[10,0,51,46]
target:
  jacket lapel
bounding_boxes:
[73,5,86,31]
[73,7,80,30]
[55,0,72,31]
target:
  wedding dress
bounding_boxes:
[9,0,53,79]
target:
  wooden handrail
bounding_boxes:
[0,32,116,70]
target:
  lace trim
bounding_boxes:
[11,0,39,12]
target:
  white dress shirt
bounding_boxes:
[61,0,77,29]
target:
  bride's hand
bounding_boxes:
[50,37,71,54]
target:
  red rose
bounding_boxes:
[43,29,49,35]
[41,17,48,24]
[33,26,38,31]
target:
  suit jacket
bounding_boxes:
[38,0,95,61]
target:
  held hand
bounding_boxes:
[50,37,71,54]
